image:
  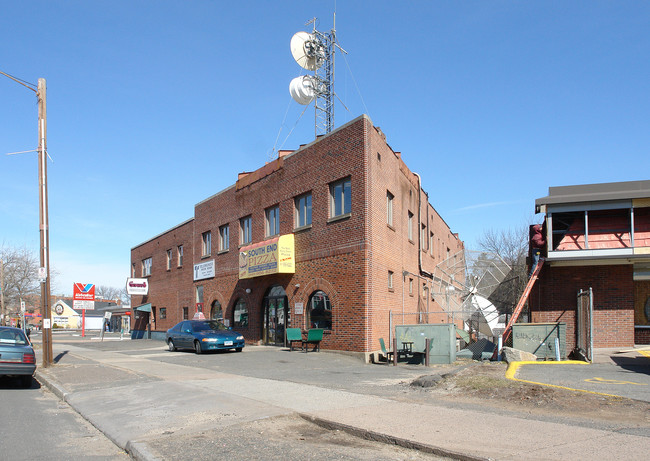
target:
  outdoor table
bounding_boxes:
[400,341,413,355]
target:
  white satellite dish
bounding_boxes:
[290,31,324,71]
[289,75,316,105]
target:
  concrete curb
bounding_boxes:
[299,413,490,461]
[34,369,156,461]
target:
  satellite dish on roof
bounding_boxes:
[289,75,316,105]
[290,31,324,71]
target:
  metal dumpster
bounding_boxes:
[395,324,456,364]
[512,322,566,359]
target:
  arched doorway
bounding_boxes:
[210,300,223,322]
[262,285,289,346]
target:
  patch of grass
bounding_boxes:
[454,375,516,391]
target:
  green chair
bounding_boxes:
[302,328,324,352]
[286,328,303,351]
[379,338,394,365]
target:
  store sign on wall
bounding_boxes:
[194,259,215,281]
[126,278,149,295]
[239,234,295,279]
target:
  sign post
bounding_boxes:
[73,283,95,337]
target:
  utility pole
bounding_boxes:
[37,78,53,367]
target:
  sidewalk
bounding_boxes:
[35,339,649,461]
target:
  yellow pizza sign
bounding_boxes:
[239,234,295,279]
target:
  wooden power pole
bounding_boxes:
[37,78,53,367]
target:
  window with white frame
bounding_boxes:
[409,277,414,296]
[240,216,252,245]
[219,224,229,251]
[142,257,152,276]
[408,211,414,241]
[330,177,351,218]
[166,249,172,270]
[265,205,280,237]
[177,245,183,266]
[295,193,312,228]
[387,191,394,226]
[388,270,394,290]
[202,231,211,256]
[429,232,434,256]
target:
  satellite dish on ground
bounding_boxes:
[289,75,316,105]
[290,31,324,71]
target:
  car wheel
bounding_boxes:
[168,339,176,352]
[235,347,243,352]
[194,341,202,354]
[21,375,32,388]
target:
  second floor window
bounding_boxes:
[219,224,229,251]
[166,249,172,270]
[240,216,252,245]
[266,206,280,237]
[387,191,394,226]
[177,245,183,266]
[142,257,152,276]
[202,231,211,256]
[295,193,312,228]
[330,177,351,218]
[408,211,414,241]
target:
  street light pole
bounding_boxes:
[37,78,53,368]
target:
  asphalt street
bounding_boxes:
[514,350,650,402]
[27,332,650,460]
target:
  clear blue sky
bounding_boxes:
[1,1,649,297]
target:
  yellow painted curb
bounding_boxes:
[505,360,624,398]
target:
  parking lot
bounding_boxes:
[513,348,650,402]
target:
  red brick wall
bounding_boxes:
[130,115,462,353]
[131,219,195,331]
[530,264,635,348]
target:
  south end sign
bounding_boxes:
[239,234,295,279]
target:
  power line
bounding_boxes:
[0,70,37,92]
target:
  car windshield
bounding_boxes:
[193,321,228,332]
[0,329,28,346]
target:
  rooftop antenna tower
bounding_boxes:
[289,15,345,137]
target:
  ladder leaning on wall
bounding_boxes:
[501,258,545,345]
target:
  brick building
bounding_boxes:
[130,115,464,356]
[530,180,650,350]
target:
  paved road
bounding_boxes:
[30,333,650,461]
[0,375,128,460]
[515,350,650,402]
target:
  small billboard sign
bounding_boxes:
[73,283,95,310]
[126,278,149,295]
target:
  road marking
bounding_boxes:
[585,377,647,386]
[639,350,650,358]
[505,361,623,398]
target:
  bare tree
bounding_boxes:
[477,223,531,317]
[119,286,131,307]
[1,244,40,318]
[95,285,123,302]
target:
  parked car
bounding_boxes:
[166,320,245,354]
[0,326,36,388]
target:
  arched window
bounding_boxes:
[233,298,248,328]
[211,300,222,322]
[308,290,332,330]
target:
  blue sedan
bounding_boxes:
[0,326,36,388]
[166,320,245,354]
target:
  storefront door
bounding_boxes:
[263,286,288,346]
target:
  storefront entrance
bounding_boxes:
[263,286,289,346]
